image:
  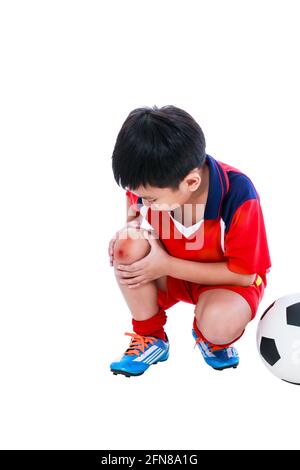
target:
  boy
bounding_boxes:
[109,105,271,377]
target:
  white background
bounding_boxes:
[0,0,300,450]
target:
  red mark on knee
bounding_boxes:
[115,239,133,259]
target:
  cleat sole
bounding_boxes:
[212,363,239,371]
[111,369,145,377]
[111,355,168,375]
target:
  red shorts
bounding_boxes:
[157,273,265,321]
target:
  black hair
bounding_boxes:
[111,105,206,191]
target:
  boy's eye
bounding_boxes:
[143,198,156,203]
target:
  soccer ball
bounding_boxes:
[256,293,300,385]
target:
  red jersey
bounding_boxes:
[126,154,272,287]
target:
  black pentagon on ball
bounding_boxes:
[286,302,300,327]
[260,337,281,366]
[260,301,275,320]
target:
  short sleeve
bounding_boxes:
[224,198,272,276]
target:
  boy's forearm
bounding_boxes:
[165,255,256,287]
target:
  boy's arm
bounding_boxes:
[163,195,271,287]
[163,196,271,287]
[164,257,256,287]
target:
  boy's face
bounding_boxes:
[130,167,205,212]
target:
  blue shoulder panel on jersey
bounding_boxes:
[221,171,258,233]
[204,154,227,220]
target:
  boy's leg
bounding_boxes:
[194,288,252,346]
[191,288,254,370]
[113,226,168,340]
[155,275,168,293]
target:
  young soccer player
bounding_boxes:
[109,105,271,377]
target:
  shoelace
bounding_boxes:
[124,332,158,356]
[193,336,228,352]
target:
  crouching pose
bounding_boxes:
[108,105,271,377]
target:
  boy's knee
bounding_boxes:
[201,327,237,345]
[199,308,243,345]
[113,227,151,265]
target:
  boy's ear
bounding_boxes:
[183,171,202,192]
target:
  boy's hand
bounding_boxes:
[116,232,170,288]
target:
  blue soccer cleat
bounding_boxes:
[192,328,239,371]
[110,332,169,377]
